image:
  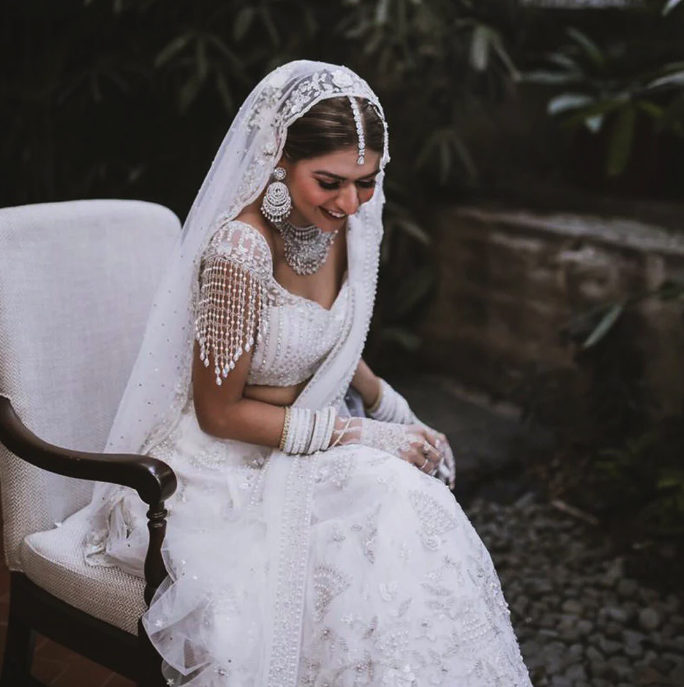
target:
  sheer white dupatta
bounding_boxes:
[86,60,388,686]
[260,196,383,686]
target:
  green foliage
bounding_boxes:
[520,280,684,535]
[1,0,520,358]
[1,0,519,210]
[524,3,684,178]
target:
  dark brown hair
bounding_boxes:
[283,97,384,162]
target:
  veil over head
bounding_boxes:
[89,60,390,687]
[104,59,389,457]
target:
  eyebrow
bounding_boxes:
[313,169,381,181]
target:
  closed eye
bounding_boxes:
[317,180,340,191]
[317,179,377,191]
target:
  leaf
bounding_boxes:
[547,93,594,116]
[560,98,625,129]
[375,0,391,25]
[521,70,582,86]
[234,7,255,41]
[607,104,636,177]
[491,32,520,81]
[547,53,580,72]
[395,218,431,245]
[663,0,683,15]
[647,70,684,91]
[155,34,192,69]
[582,303,625,349]
[178,75,202,114]
[470,25,492,72]
[636,101,665,120]
[585,114,604,133]
[658,475,684,490]
[566,28,604,70]
[381,326,421,352]
[451,135,478,182]
[196,38,209,81]
[656,280,684,300]
[657,93,684,133]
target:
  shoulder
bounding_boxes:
[203,215,274,279]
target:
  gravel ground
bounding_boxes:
[466,493,684,687]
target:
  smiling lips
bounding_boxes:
[322,208,347,220]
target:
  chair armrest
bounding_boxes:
[0,396,176,505]
[0,395,177,603]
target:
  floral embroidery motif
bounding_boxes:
[316,450,355,489]
[350,504,380,564]
[313,564,352,622]
[408,490,459,550]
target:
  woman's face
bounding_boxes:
[281,147,382,233]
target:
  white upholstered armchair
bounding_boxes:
[0,200,180,686]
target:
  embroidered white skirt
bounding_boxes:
[108,404,532,687]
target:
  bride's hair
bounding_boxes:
[284,96,384,162]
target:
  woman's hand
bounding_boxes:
[401,424,443,475]
[433,431,456,489]
[331,418,444,476]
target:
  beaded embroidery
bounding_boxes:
[196,219,351,389]
[408,490,459,550]
[312,564,351,622]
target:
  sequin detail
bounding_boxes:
[408,490,459,550]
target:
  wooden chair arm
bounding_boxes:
[0,396,176,504]
[0,395,177,603]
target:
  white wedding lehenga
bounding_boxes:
[77,62,533,686]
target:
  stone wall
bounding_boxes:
[420,206,684,416]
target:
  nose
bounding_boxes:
[336,184,360,216]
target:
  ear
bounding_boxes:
[276,154,290,173]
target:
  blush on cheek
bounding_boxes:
[359,187,376,204]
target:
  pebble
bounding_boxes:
[639,607,662,631]
[616,577,638,597]
[561,599,583,616]
[466,493,683,687]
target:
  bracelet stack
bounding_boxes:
[279,406,337,455]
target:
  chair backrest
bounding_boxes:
[0,199,180,570]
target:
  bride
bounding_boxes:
[82,60,532,686]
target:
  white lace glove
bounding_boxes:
[367,379,456,488]
[330,417,443,476]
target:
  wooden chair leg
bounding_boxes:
[0,609,36,686]
[136,619,167,687]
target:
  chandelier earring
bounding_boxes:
[261,167,292,222]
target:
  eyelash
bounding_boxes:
[317,180,376,191]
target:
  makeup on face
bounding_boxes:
[284,148,382,231]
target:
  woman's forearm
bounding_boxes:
[351,359,381,409]
[196,397,286,448]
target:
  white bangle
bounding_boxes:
[322,408,336,450]
[306,409,323,454]
[281,407,338,454]
[297,410,313,454]
[283,408,311,453]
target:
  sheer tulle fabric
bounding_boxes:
[133,401,532,685]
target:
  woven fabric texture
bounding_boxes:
[0,199,179,570]
[21,517,145,634]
